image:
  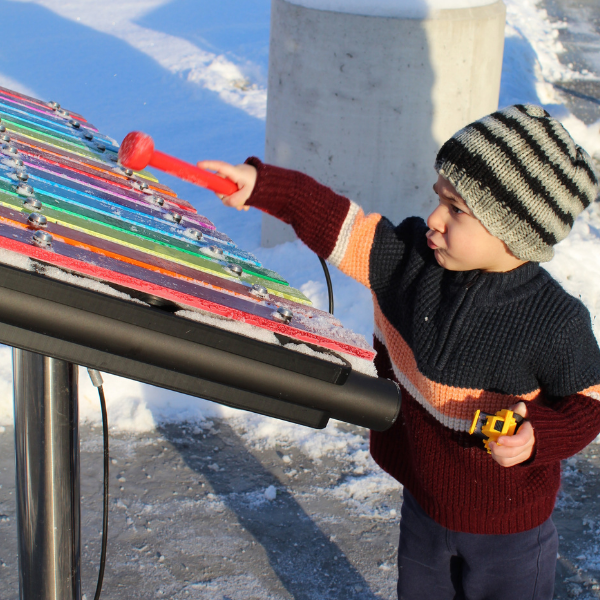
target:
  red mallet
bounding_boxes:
[118,131,238,196]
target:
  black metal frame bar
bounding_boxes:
[0,263,400,430]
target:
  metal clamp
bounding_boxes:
[132,180,150,193]
[165,211,182,224]
[274,307,293,323]
[183,228,202,241]
[2,144,19,157]
[27,213,48,229]
[250,284,269,299]
[8,169,29,183]
[16,183,35,198]
[225,263,243,277]
[32,230,53,248]
[203,245,224,257]
[23,198,43,211]
[147,195,164,207]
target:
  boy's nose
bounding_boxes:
[427,204,446,233]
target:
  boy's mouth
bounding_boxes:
[426,230,440,250]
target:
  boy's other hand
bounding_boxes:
[489,402,535,467]
[197,161,257,211]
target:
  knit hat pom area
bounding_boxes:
[434,104,600,262]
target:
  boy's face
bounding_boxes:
[426,175,526,273]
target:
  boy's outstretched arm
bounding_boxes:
[198,157,389,290]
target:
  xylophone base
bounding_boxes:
[13,350,81,600]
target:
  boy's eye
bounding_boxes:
[451,205,463,214]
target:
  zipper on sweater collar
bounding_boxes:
[465,271,481,289]
[432,271,484,370]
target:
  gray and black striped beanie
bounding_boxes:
[434,104,599,262]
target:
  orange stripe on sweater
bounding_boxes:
[337,209,381,287]
[582,384,600,400]
[374,301,541,423]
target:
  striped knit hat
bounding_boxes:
[435,104,599,262]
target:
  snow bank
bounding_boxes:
[79,370,223,432]
[546,202,600,344]
[227,409,373,463]
[501,0,599,109]
[284,0,498,19]
[559,115,600,162]
[504,0,571,88]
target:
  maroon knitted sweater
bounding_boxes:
[246,157,600,535]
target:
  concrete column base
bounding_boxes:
[262,0,506,247]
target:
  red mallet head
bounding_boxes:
[118,131,238,196]
[119,131,155,171]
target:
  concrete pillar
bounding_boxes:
[262,0,506,246]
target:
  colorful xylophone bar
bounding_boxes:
[0,86,375,364]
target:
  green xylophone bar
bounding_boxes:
[0,167,289,283]
[0,100,113,150]
[16,154,202,227]
[0,117,159,186]
[0,162,231,250]
[0,172,233,249]
[0,202,268,304]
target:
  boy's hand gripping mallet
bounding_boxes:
[118,132,238,196]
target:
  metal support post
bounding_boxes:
[13,349,81,600]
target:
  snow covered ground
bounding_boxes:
[0,0,599,598]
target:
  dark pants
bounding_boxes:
[397,490,558,600]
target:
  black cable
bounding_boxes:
[318,256,334,315]
[93,384,109,600]
[87,368,109,600]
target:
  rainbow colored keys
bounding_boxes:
[0,87,374,363]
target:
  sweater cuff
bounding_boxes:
[244,157,296,222]
[526,395,600,464]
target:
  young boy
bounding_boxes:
[200,104,600,599]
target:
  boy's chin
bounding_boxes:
[434,250,473,272]
[433,249,453,269]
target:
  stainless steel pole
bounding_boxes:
[13,349,81,600]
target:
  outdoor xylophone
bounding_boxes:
[0,86,400,431]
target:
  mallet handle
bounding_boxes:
[151,151,238,196]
